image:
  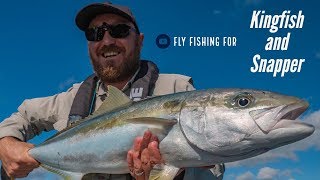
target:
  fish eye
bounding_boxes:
[237,97,250,107]
[226,92,254,109]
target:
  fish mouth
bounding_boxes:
[225,101,313,160]
[275,100,309,122]
[246,100,314,153]
[270,100,310,131]
[251,100,309,133]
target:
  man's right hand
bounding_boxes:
[0,137,39,178]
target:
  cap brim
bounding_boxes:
[76,3,135,31]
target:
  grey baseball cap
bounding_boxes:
[75,2,140,33]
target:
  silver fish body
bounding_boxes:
[29,87,315,178]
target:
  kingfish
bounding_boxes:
[29,86,315,180]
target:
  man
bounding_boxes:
[0,2,224,180]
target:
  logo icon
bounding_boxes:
[156,34,170,49]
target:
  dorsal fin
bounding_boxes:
[94,85,133,115]
[43,86,133,143]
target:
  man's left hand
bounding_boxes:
[127,130,162,180]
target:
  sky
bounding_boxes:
[0,0,319,179]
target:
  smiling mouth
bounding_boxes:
[102,51,120,58]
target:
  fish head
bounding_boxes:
[179,89,314,161]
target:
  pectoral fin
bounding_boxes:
[149,164,181,180]
[126,117,177,139]
[40,164,84,180]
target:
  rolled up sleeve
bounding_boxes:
[0,83,81,142]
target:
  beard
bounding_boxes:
[90,44,140,83]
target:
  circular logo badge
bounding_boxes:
[156,34,170,49]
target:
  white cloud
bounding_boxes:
[236,171,255,180]
[233,167,301,180]
[257,167,279,180]
[225,173,236,180]
[279,168,302,180]
[227,110,320,167]
[58,77,77,91]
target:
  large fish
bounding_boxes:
[29,86,314,180]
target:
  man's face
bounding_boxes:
[88,14,144,83]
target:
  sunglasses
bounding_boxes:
[85,22,137,41]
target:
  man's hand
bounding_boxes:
[127,130,162,180]
[0,137,39,178]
